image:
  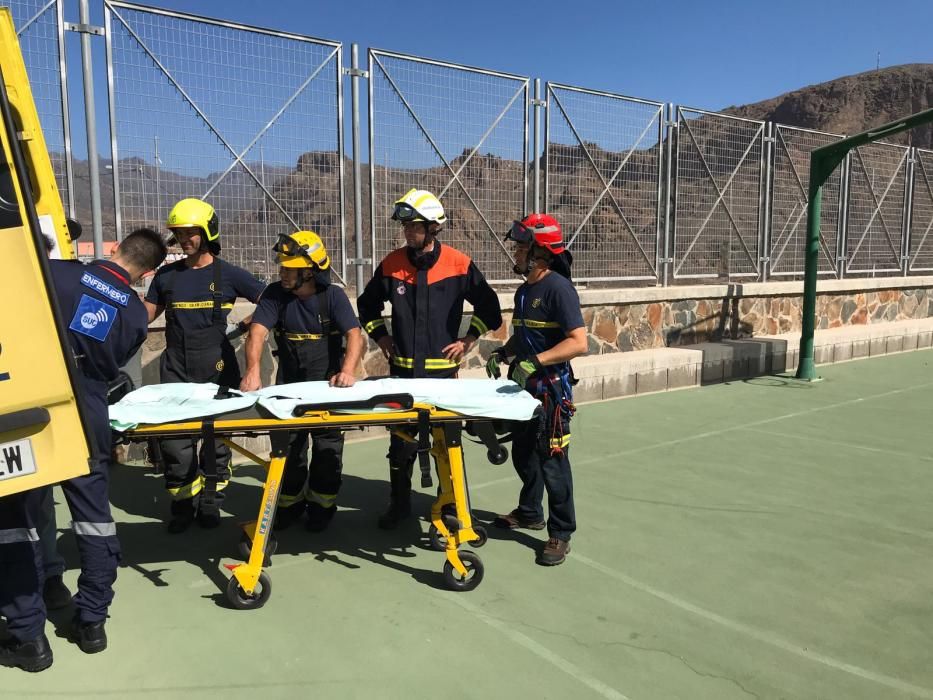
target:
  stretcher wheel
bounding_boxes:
[226,571,272,610]
[470,525,488,548]
[487,447,508,465]
[237,533,277,565]
[427,524,447,552]
[443,551,484,591]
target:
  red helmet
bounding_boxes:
[506,213,564,255]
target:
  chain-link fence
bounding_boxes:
[672,108,765,280]
[105,0,345,281]
[769,125,844,278]
[544,83,663,282]
[9,0,73,215]
[844,141,909,275]
[6,0,933,287]
[908,149,933,273]
[368,49,528,283]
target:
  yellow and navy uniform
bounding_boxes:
[357,243,502,378]
[510,270,584,541]
[251,281,360,519]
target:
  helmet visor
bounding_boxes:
[505,220,534,244]
[391,203,422,223]
[273,234,322,264]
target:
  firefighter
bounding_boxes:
[358,188,502,529]
[240,231,364,531]
[486,214,586,566]
[0,229,167,670]
[143,199,266,533]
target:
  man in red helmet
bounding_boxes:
[485,214,586,566]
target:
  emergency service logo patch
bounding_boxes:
[69,294,117,342]
[532,298,541,308]
[215,360,225,372]
[396,282,406,296]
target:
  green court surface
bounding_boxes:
[5,350,933,699]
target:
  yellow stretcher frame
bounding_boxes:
[124,402,496,609]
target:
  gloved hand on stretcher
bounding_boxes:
[485,347,508,379]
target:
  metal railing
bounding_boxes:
[368,48,528,283]
[544,83,664,282]
[10,0,73,216]
[104,0,345,281]
[6,0,932,286]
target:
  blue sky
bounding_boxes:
[32,0,933,163]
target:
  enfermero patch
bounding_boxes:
[69,294,118,342]
[80,272,129,307]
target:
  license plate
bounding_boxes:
[0,437,37,481]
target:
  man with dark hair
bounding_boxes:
[0,228,166,671]
[144,200,265,533]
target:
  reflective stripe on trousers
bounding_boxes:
[0,527,40,544]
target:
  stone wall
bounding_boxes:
[136,277,933,385]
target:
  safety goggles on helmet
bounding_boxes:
[391,202,423,223]
[273,233,322,264]
[505,220,535,244]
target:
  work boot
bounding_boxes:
[493,509,546,531]
[167,499,195,534]
[377,497,411,530]
[537,537,571,566]
[378,466,413,530]
[197,508,221,530]
[273,503,304,531]
[71,620,107,654]
[305,503,337,533]
[42,575,73,610]
[0,633,53,672]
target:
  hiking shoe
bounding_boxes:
[42,575,73,610]
[305,503,337,533]
[0,633,53,672]
[537,537,571,566]
[71,620,107,654]
[493,509,546,531]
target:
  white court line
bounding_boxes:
[435,591,631,700]
[576,380,933,468]
[572,552,933,699]
[740,425,933,464]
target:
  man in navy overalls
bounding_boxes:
[0,228,166,671]
[241,231,364,532]
[486,214,587,567]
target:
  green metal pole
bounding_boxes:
[794,107,933,381]
[795,174,823,380]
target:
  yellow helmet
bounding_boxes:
[166,198,219,242]
[274,230,330,270]
[392,188,446,227]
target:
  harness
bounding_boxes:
[515,287,576,456]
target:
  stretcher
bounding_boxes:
[115,383,534,609]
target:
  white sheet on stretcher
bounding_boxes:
[109,378,540,431]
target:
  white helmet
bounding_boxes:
[391,188,447,228]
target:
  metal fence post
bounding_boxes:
[662,103,675,286]
[78,0,103,256]
[901,146,916,276]
[837,154,851,278]
[533,78,541,213]
[350,43,365,293]
[760,121,774,282]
